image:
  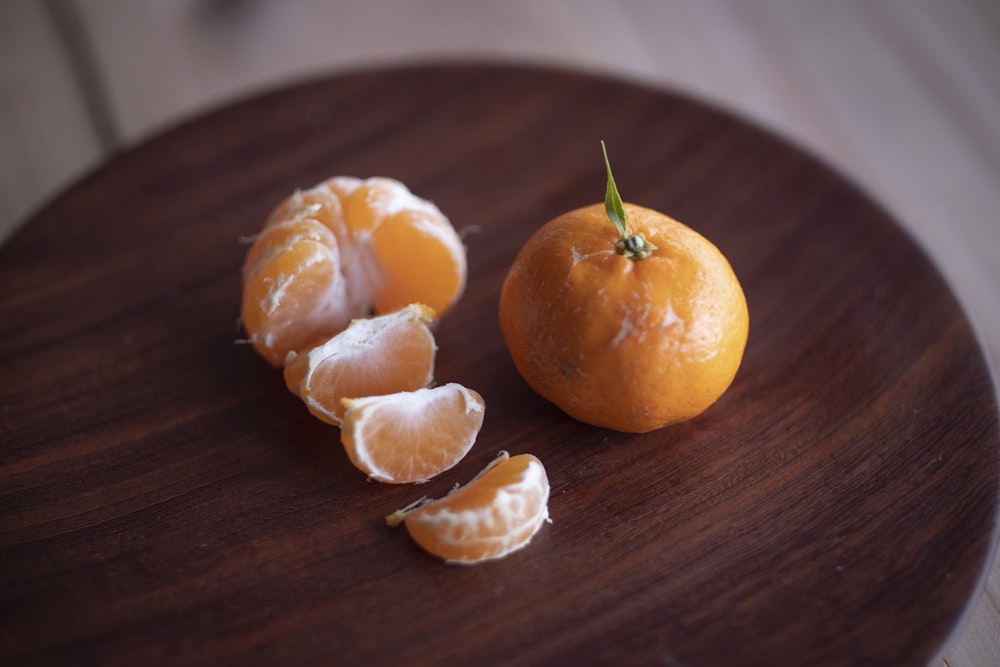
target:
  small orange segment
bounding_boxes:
[241,223,365,367]
[284,303,437,425]
[341,177,467,315]
[368,208,467,315]
[340,383,485,484]
[387,452,550,564]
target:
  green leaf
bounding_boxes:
[601,140,628,240]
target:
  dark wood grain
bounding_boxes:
[1,64,997,667]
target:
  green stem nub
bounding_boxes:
[616,232,657,260]
[601,140,656,260]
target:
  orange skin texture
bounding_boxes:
[499,203,749,433]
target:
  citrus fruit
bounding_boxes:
[387,452,550,564]
[340,383,485,484]
[498,142,749,432]
[240,176,466,367]
[283,303,437,426]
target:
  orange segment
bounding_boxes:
[341,177,466,315]
[266,180,357,240]
[241,237,353,367]
[370,208,467,315]
[340,383,485,484]
[342,177,419,234]
[321,175,364,204]
[283,303,437,425]
[242,217,337,283]
[388,452,550,564]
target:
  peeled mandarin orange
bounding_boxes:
[498,143,749,433]
[387,452,550,564]
[283,303,437,426]
[340,383,485,484]
[240,176,465,367]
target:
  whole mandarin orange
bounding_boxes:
[498,143,748,433]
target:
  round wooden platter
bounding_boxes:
[1,64,997,667]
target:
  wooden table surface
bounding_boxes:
[1,2,998,665]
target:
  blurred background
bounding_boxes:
[1,1,997,664]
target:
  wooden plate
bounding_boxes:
[1,64,997,666]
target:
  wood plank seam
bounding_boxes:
[42,0,120,150]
